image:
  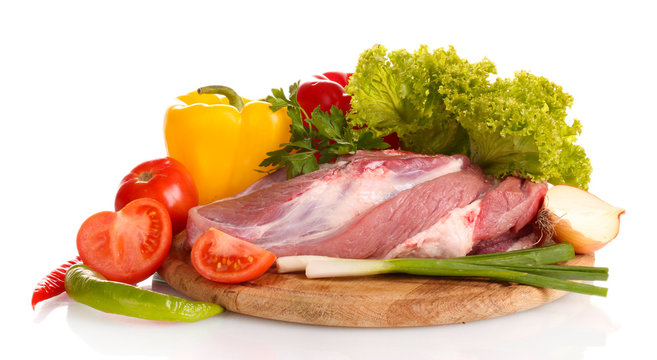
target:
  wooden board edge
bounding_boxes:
[158,232,595,328]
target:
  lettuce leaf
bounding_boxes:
[346,45,592,189]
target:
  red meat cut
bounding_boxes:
[186,150,547,259]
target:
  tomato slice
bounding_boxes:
[191,228,276,284]
[76,198,172,284]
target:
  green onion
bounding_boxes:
[275,255,335,273]
[276,244,609,297]
[490,264,608,281]
[440,243,575,265]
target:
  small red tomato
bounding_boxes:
[77,198,172,284]
[383,132,401,149]
[115,157,198,234]
[320,71,353,88]
[191,229,276,284]
[297,79,352,117]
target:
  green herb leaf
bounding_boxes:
[266,81,301,113]
[285,151,320,178]
[356,131,390,152]
[262,84,389,179]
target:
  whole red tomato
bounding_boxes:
[115,157,198,234]
[297,78,352,117]
[319,72,353,88]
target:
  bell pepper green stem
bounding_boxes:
[65,265,223,322]
[197,85,244,111]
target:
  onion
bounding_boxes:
[538,185,625,254]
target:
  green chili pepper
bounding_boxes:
[65,264,223,322]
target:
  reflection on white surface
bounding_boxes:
[44,277,615,360]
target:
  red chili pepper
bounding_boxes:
[31,256,82,310]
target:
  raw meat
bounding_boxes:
[385,177,547,258]
[186,150,470,250]
[186,150,547,259]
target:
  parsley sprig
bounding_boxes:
[260,82,389,179]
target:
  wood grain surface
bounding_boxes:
[158,232,595,327]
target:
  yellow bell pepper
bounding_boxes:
[164,86,291,205]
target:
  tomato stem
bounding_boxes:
[197,85,244,111]
[137,171,153,182]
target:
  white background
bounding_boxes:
[2,1,655,359]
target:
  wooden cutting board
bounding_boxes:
[158,232,594,327]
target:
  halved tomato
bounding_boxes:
[191,228,276,284]
[76,198,172,284]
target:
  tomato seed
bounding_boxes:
[203,254,256,272]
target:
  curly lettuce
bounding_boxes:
[346,45,592,189]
